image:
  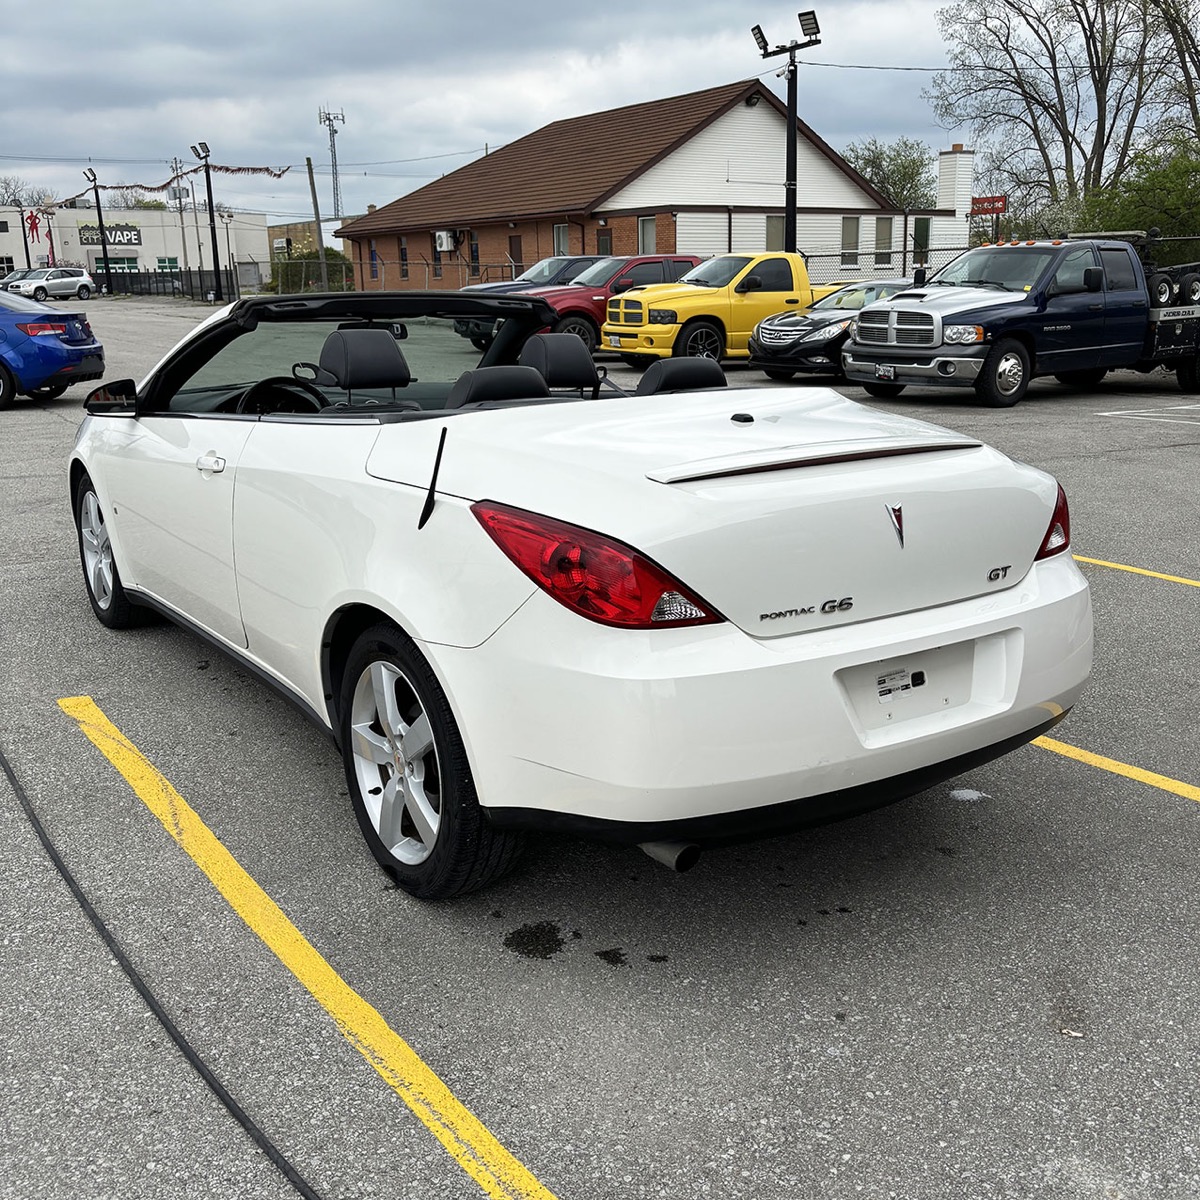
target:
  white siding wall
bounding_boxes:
[605,103,879,211]
[675,212,729,257]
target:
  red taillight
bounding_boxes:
[472,501,721,629]
[16,322,68,337]
[1035,484,1071,559]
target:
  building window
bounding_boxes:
[369,239,379,280]
[0,256,13,275]
[102,257,139,272]
[875,217,893,266]
[841,217,860,267]
[765,215,785,252]
[432,241,442,279]
[638,216,656,254]
[552,223,569,254]
[0,221,8,234]
[912,217,931,266]
[469,233,480,278]
[597,230,613,255]
[398,237,408,280]
[156,257,179,271]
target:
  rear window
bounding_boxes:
[1101,248,1139,291]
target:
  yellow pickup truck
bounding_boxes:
[601,252,839,365]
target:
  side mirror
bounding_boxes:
[737,274,763,293]
[913,267,928,287]
[85,379,138,414]
[612,276,635,294]
[1084,267,1104,293]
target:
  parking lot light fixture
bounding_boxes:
[83,168,114,296]
[750,10,822,254]
[191,142,223,302]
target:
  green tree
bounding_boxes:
[268,245,355,293]
[842,137,938,209]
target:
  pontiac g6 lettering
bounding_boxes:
[760,598,853,620]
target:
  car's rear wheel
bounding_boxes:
[0,364,16,410]
[861,381,906,398]
[673,320,725,360]
[32,286,48,302]
[340,622,523,900]
[77,285,91,299]
[553,313,599,354]
[74,473,142,629]
[763,368,796,381]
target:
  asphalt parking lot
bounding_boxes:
[2,294,1198,1200]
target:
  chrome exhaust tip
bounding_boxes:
[638,840,701,873]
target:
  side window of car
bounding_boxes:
[1049,246,1095,294]
[669,260,695,281]
[750,258,795,292]
[1100,248,1139,291]
[624,262,664,286]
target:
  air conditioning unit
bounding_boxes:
[434,230,457,252]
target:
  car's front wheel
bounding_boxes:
[673,320,725,360]
[975,338,1030,407]
[0,364,16,410]
[340,623,523,900]
[74,473,143,628]
[32,286,48,302]
[553,313,599,354]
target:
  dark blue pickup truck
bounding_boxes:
[842,233,1200,405]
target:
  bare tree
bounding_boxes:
[926,0,1161,207]
[1148,0,1200,138]
[0,174,45,208]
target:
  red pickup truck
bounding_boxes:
[518,254,702,353]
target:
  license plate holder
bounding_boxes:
[875,363,896,381]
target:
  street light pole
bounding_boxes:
[219,210,237,299]
[751,12,822,254]
[191,142,223,301]
[83,168,114,295]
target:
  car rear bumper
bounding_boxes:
[430,552,1092,839]
[843,345,986,388]
[25,350,105,390]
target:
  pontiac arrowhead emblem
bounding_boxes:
[886,503,904,548]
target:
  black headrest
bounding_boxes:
[518,333,600,390]
[319,328,411,390]
[446,366,551,408]
[635,357,727,395]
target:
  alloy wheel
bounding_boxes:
[79,490,115,610]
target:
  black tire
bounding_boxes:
[763,368,796,381]
[1054,369,1107,387]
[25,383,69,400]
[552,313,599,354]
[339,622,523,900]
[861,381,907,398]
[0,363,16,410]
[77,285,91,299]
[1147,273,1174,307]
[620,354,652,371]
[470,336,493,352]
[974,337,1030,407]
[673,319,725,360]
[1178,357,1200,394]
[1178,273,1200,306]
[74,473,143,629]
[32,286,48,302]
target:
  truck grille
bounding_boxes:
[607,298,644,326]
[856,308,938,347]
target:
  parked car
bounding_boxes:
[509,254,703,353]
[601,252,841,367]
[842,233,1200,404]
[9,267,95,301]
[0,289,104,407]
[456,254,609,348]
[748,278,912,380]
[1,268,37,292]
[71,290,1092,899]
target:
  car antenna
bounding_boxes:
[417,427,448,530]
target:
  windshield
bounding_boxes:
[23,269,51,280]
[810,282,906,311]
[929,247,1058,292]
[512,257,573,285]
[570,258,623,286]
[678,256,753,288]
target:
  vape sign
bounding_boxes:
[79,224,143,246]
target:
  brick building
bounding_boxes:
[336,79,972,290]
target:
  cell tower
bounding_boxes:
[319,107,345,218]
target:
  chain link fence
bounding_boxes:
[802,247,970,285]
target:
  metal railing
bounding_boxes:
[99,268,238,301]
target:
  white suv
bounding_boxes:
[10,268,95,301]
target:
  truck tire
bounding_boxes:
[861,381,906,398]
[1178,357,1200,393]
[1147,273,1175,307]
[673,320,725,360]
[552,313,599,354]
[1054,369,1107,387]
[975,338,1029,407]
[1178,273,1200,306]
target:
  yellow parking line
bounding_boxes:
[1073,555,1200,588]
[1035,735,1200,803]
[58,695,557,1200]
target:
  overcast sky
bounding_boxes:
[3,0,960,229]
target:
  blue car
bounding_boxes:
[0,289,104,408]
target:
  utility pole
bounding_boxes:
[171,157,191,271]
[318,107,345,218]
[306,157,330,291]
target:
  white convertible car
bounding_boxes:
[71,292,1092,899]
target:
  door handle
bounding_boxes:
[196,454,226,473]
[1088,303,1103,310]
